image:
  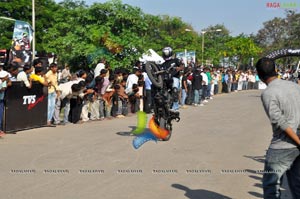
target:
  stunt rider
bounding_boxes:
[160,47,184,111]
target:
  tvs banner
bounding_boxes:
[176,51,196,66]
[4,82,47,133]
[9,20,33,66]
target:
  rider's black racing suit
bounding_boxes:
[159,58,184,110]
[153,58,183,119]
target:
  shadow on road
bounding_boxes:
[171,184,232,199]
[248,94,261,98]
[244,154,265,198]
[248,191,263,198]
[245,169,264,198]
[116,126,135,136]
[244,155,266,164]
[116,131,134,136]
[116,126,152,137]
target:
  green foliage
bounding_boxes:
[0,19,14,49]
[34,0,62,53]
[1,0,295,71]
[0,0,31,50]
[41,0,151,70]
[0,0,31,21]
[225,34,262,68]
[255,10,300,66]
[201,25,231,66]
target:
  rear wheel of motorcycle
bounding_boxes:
[145,62,163,88]
[160,117,172,141]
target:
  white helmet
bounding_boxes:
[162,47,173,60]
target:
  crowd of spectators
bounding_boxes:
[1,57,292,135]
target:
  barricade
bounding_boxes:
[4,82,47,133]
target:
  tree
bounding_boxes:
[0,0,31,50]
[41,0,152,69]
[202,24,230,66]
[42,0,91,67]
[0,0,272,71]
[34,0,62,53]
[283,10,300,49]
[0,0,31,21]
[225,34,262,69]
[0,18,15,49]
[254,10,300,67]
[0,0,60,52]
[255,17,287,53]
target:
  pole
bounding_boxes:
[32,0,36,61]
[184,29,191,67]
[201,32,205,66]
[201,29,222,67]
[184,49,187,67]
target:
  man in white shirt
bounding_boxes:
[53,80,86,125]
[248,71,256,90]
[125,68,141,94]
[241,71,248,90]
[17,64,32,88]
[126,68,142,114]
[60,65,72,83]
[94,58,106,78]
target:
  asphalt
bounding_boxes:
[0,90,293,199]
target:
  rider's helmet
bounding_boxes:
[162,47,173,60]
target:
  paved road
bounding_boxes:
[0,90,292,199]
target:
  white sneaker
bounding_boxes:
[203,100,208,103]
[209,97,213,100]
[199,103,204,106]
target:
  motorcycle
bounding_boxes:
[145,62,180,141]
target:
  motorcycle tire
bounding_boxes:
[159,117,172,141]
[145,62,163,88]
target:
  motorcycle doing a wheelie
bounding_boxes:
[145,62,180,141]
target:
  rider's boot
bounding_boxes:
[169,109,180,121]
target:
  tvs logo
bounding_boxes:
[23,95,45,110]
[23,95,36,105]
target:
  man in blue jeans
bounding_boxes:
[192,68,203,106]
[256,57,300,199]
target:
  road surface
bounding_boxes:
[0,90,292,199]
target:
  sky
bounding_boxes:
[56,0,300,36]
